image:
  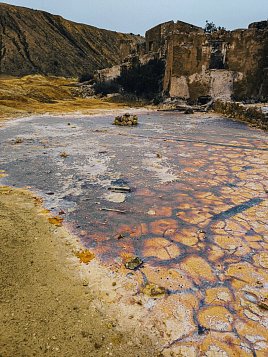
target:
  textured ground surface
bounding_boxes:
[0,111,268,356]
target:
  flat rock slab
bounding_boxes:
[104,192,126,203]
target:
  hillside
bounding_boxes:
[0,3,142,77]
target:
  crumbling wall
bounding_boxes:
[161,21,268,102]
[145,21,202,57]
[227,28,268,100]
[95,19,267,103]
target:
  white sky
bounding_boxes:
[2,0,268,34]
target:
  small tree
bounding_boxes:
[204,20,226,33]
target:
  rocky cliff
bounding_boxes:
[0,3,142,77]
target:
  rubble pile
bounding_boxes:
[113,113,138,126]
[73,84,95,98]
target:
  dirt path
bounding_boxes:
[0,187,159,357]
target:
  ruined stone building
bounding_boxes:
[99,20,268,102]
[146,20,268,101]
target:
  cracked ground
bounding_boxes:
[0,111,267,356]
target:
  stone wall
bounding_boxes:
[213,100,268,130]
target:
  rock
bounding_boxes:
[125,257,143,270]
[184,107,194,114]
[113,114,138,126]
[14,137,24,144]
[197,230,206,240]
[104,192,126,203]
[82,280,89,286]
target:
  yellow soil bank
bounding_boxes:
[0,75,135,123]
[0,187,160,356]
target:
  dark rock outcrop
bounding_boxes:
[0,3,143,77]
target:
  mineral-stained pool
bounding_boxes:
[1,111,268,355]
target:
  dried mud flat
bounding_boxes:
[0,111,268,356]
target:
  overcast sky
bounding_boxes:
[2,0,268,34]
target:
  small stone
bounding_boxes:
[197,230,206,240]
[113,114,138,126]
[14,137,23,144]
[60,152,69,158]
[125,257,143,270]
[94,342,102,350]
[184,107,194,114]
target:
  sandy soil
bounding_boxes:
[0,187,160,357]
